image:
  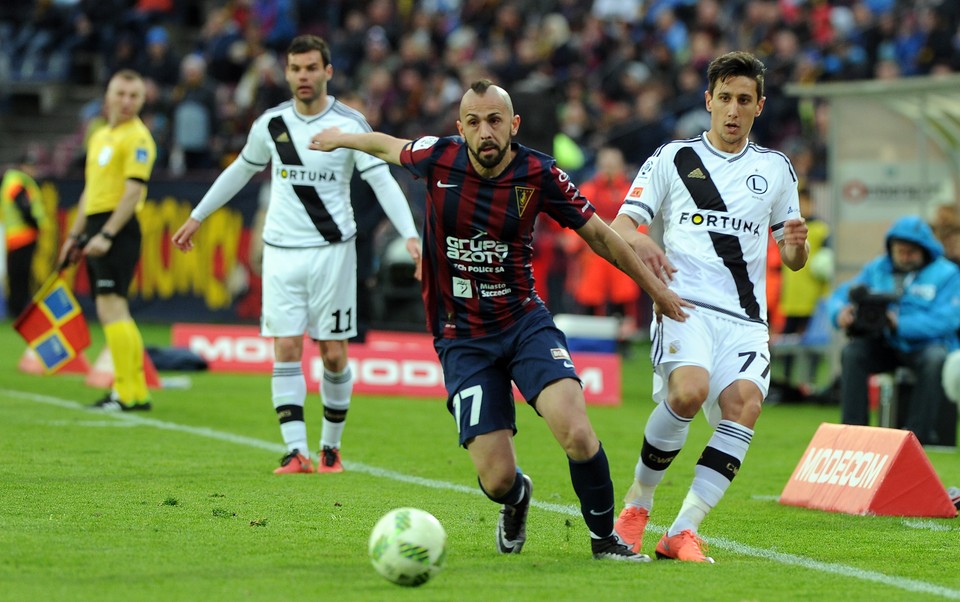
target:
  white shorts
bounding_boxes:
[261,243,357,340]
[650,308,770,427]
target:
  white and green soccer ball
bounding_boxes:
[368,507,447,587]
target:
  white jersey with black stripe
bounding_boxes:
[618,132,800,324]
[241,96,390,248]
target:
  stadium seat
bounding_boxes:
[375,236,422,329]
[769,299,832,392]
[878,367,957,449]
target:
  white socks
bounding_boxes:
[272,361,307,453]
[320,366,353,450]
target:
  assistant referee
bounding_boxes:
[59,69,157,412]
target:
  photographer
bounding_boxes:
[827,216,960,445]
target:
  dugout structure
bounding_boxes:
[781,75,960,403]
[787,74,960,282]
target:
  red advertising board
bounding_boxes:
[780,423,956,518]
[171,324,622,405]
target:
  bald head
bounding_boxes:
[459,79,514,119]
[456,79,520,176]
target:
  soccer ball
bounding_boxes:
[368,507,447,587]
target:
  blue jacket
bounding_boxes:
[827,215,960,353]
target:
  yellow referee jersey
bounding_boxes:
[83,117,156,215]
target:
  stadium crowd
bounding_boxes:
[2,0,960,182]
[4,0,960,329]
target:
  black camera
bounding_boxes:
[847,285,897,338]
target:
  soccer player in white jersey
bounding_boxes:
[172,35,421,474]
[610,51,809,562]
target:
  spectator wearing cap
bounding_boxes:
[138,26,180,87]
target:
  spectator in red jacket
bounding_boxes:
[570,146,642,334]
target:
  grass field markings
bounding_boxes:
[752,497,958,534]
[47,420,141,428]
[901,519,955,532]
[709,534,960,599]
[7,388,287,453]
[7,387,960,600]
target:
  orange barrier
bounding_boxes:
[780,423,957,518]
[84,347,162,390]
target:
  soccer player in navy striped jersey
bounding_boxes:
[311,80,692,562]
[610,51,810,562]
[172,36,421,475]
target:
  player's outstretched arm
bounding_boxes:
[610,213,675,284]
[172,218,202,252]
[577,214,692,321]
[171,157,262,253]
[309,127,410,166]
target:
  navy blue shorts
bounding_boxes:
[433,308,580,447]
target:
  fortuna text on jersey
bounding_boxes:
[617,132,800,324]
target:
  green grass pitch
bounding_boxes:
[1,321,958,601]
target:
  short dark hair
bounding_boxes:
[111,68,144,84]
[470,79,495,95]
[707,51,766,99]
[287,35,331,67]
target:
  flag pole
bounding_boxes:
[13,235,85,327]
